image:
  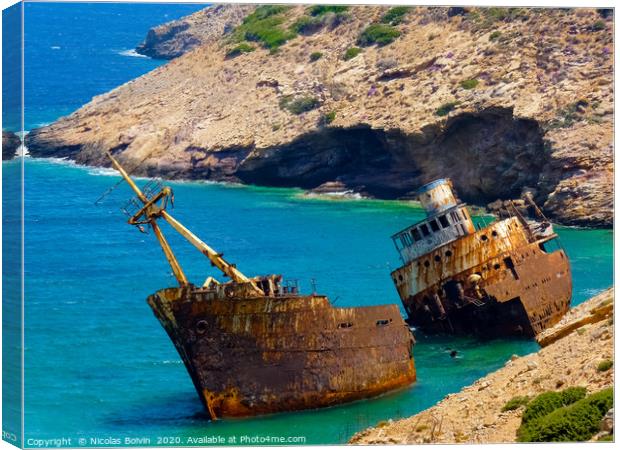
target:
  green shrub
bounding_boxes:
[381,6,411,25]
[279,96,321,115]
[309,51,323,62]
[597,359,613,372]
[435,102,458,116]
[489,30,501,41]
[225,43,255,58]
[291,16,323,34]
[358,24,401,46]
[322,110,337,124]
[592,20,606,31]
[460,79,479,89]
[521,388,585,426]
[343,47,362,60]
[233,7,296,50]
[308,5,349,16]
[502,396,530,412]
[518,388,613,442]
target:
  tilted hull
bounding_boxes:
[392,217,572,338]
[148,287,416,418]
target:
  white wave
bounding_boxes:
[119,49,149,59]
[301,191,365,201]
[50,46,61,50]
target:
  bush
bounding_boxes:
[308,5,349,16]
[381,6,411,25]
[592,20,606,31]
[309,51,323,62]
[291,16,323,34]
[518,388,613,442]
[343,47,362,60]
[460,79,479,89]
[233,7,296,50]
[435,102,458,116]
[597,359,613,372]
[279,96,321,115]
[322,110,337,124]
[225,43,255,58]
[502,396,530,412]
[489,30,501,41]
[358,24,401,46]
[521,388,586,426]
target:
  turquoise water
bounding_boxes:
[6,1,613,447]
[18,158,612,445]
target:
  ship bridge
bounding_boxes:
[392,179,475,264]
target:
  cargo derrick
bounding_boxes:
[106,152,416,419]
[391,179,572,337]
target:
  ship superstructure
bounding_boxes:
[390,179,572,337]
[106,152,416,419]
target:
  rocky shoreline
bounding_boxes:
[25,6,613,227]
[350,288,614,444]
[2,131,21,160]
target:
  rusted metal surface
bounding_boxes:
[391,179,572,337]
[105,151,416,419]
[148,285,416,418]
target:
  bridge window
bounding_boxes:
[411,228,422,242]
[451,211,461,222]
[439,215,450,228]
[420,223,430,237]
[430,219,440,232]
[338,322,353,329]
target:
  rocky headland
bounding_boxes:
[26,6,613,227]
[350,288,614,444]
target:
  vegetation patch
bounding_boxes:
[435,101,459,116]
[517,387,613,442]
[358,23,401,46]
[321,110,337,125]
[279,95,321,115]
[460,79,479,89]
[592,20,607,31]
[343,47,362,60]
[502,396,530,412]
[308,5,349,16]
[548,101,586,129]
[597,359,613,372]
[225,43,255,58]
[381,6,411,25]
[309,51,323,62]
[291,15,324,34]
[232,6,296,50]
[489,30,501,41]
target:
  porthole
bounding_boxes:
[196,320,209,334]
[445,250,453,257]
[493,263,501,270]
[481,235,488,241]
[434,255,441,262]
[424,261,430,268]
[398,275,404,282]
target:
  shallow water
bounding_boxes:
[7,2,613,446]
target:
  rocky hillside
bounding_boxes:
[350,288,614,444]
[26,5,613,227]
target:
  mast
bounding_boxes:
[106,151,263,295]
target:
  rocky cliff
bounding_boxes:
[26,5,614,227]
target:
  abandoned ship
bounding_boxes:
[390,179,572,337]
[105,152,416,419]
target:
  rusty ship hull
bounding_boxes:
[148,287,416,419]
[390,179,572,338]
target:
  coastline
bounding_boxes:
[350,288,614,444]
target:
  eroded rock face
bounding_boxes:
[26,5,614,227]
[2,131,21,160]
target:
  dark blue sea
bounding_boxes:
[2,2,613,446]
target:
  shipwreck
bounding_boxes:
[390,179,572,337]
[106,152,416,419]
